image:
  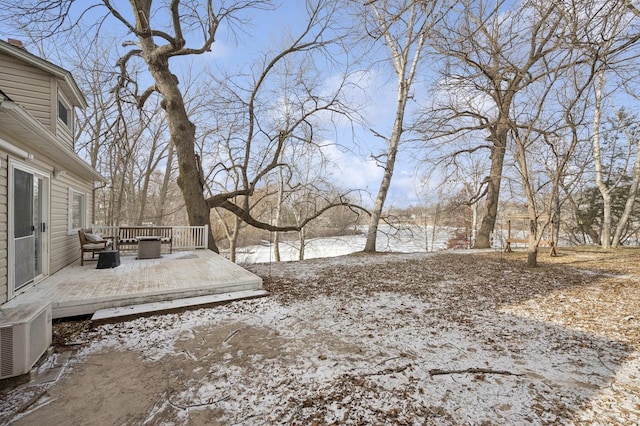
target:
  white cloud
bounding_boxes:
[322,69,397,132]
[202,40,232,61]
[387,169,422,206]
[319,142,383,191]
[317,142,429,208]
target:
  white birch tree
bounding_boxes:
[357,0,444,252]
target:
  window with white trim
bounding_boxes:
[58,99,68,125]
[68,188,86,233]
[57,92,73,133]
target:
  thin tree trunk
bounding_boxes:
[273,172,285,262]
[298,227,306,261]
[612,182,640,247]
[431,203,440,252]
[553,192,561,246]
[115,161,127,224]
[213,208,240,262]
[471,201,478,247]
[363,1,426,253]
[364,61,410,252]
[592,70,612,249]
[138,161,154,224]
[228,216,240,263]
[155,141,174,226]
[527,219,538,268]
[365,144,399,252]
[611,113,640,247]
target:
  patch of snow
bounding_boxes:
[235,225,456,263]
[2,249,637,425]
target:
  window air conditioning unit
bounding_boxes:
[0,302,52,380]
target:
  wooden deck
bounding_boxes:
[1,251,265,319]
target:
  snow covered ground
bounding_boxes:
[1,247,638,425]
[235,225,455,263]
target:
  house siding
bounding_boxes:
[1,41,100,305]
[0,150,7,303]
[50,171,94,272]
[53,82,74,149]
[0,148,94,304]
[0,52,52,130]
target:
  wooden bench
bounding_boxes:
[117,226,173,254]
[503,217,557,256]
[505,238,555,255]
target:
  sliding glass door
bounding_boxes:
[11,164,48,294]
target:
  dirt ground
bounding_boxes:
[1,247,639,425]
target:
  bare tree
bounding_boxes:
[590,80,640,248]
[610,111,640,246]
[355,0,443,252]
[436,148,488,247]
[3,0,370,252]
[197,2,367,253]
[153,140,177,225]
[510,73,593,267]
[425,0,572,249]
[565,0,640,248]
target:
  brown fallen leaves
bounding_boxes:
[248,247,639,349]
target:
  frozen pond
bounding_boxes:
[234,225,456,263]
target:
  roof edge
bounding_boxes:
[0,39,87,108]
[0,99,105,182]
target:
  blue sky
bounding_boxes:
[0,1,431,208]
[183,1,429,207]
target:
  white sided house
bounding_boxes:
[0,39,104,305]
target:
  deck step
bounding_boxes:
[91,289,269,325]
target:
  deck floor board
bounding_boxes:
[2,251,264,318]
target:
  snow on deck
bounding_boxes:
[2,250,263,319]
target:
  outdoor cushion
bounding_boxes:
[83,242,109,249]
[85,233,104,242]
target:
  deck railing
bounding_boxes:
[89,225,209,251]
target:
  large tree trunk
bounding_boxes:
[527,248,538,268]
[139,60,217,252]
[128,0,217,251]
[474,132,507,248]
[161,81,216,251]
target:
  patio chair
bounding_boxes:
[78,228,113,266]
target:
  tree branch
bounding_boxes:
[429,368,524,377]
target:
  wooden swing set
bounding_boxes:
[504,214,557,256]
